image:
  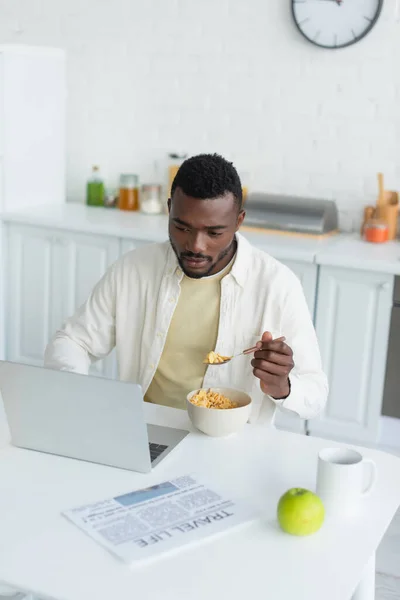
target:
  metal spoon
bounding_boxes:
[205,336,286,366]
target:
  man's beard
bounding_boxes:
[169,236,236,279]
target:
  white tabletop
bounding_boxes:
[0,405,399,600]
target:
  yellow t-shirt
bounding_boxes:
[145,258,234,410]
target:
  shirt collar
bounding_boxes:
[164,231,251,287]
[230,232,250,288]
[165,243,181,278]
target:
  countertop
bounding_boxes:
[316,234,400,275]
[1,203,400,274]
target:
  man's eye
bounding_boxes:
[208,231,222,237]
[176,226,189,233]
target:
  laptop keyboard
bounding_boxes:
[149,442,168,463]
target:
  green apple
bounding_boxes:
[277,488,325,536]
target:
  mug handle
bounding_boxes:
[362,459,377,495]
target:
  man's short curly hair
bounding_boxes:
[171,153,243,210]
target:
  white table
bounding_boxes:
[0,405,399,600]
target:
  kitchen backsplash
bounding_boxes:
[0,0,399,216]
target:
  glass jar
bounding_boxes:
[118,174,139,211]
[364,218,389,243]
[104,188,118,208]
[140,184,163,215]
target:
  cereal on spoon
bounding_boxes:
[204,351,231,365]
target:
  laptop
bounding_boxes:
[0,361,189,473]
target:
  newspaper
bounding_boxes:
[63,474,254,565]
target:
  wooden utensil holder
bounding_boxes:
[373,174,399,240]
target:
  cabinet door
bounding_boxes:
[272,260,318,435]
[280,260,317,318]
[7,225,59,365]
[6,225,119,378]
[308,266,393,444]
[60,231,119,379]
[0,52,3,156]
[0,223,5,360]
[120,238,151,256]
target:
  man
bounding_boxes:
[44,153,328,424]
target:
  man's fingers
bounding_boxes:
[252,359,292,376]
[253,350,294,367]
[257,340,292,355]
[256,334,285,350]
[253,368,280,386]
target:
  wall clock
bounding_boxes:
[291,0,383,49]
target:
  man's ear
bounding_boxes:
[236,210,245,230]
[167,198,171,213]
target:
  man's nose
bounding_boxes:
[187,232,207,255]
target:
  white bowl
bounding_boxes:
[186,387,252,437]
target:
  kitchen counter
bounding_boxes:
[1,203,170,243]
[1,203,400,273]
[0,203,338,264]
[315,234,400,275]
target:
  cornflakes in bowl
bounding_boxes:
[187,387,252,437]
[190,389,238,409]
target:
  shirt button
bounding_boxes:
[150,363,155,370]
[169,297,175,303]
[176,268,182,277]
[157,332,163,338]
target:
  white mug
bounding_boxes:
[316,447,377,518]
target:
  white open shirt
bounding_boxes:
[44,233,328,425]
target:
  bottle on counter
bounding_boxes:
[86,166,105,207]
[140,184,163,215]
[118,174,139,211]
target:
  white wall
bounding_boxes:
[0,0,399,223]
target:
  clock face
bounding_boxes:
[292,0,383,49]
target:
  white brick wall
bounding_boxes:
[0,0,399,225]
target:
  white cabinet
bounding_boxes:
[308,266,394,444]
[63,231,119,379]
[273,260,318,434]
[0,223,5,360]
[6,225,119,377]
[120,238,152,255]
[7,225,57,365]
[273,406,306,435]
[280,260,317,318]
